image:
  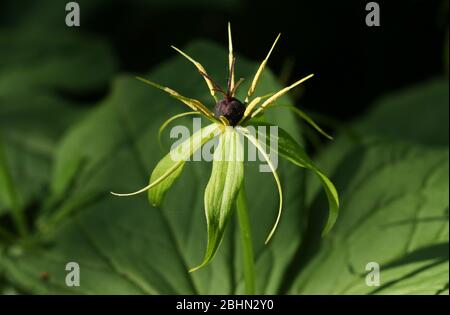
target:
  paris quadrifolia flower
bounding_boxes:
[112,23,339,272]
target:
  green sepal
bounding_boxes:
[248,121,339,236]
[190,127,244,272]
[148,123,219,207]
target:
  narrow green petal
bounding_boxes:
[158,111,200,150]
[248,122,339,236]
[190,127,244,272]
[251,74,314,117]
[110,161,184,197]
[237,127,283,244]
[267,104,333,140]
[147,157,185,207]
[313,169,339,236]
[149,123,220,207]
[111,124,219,197]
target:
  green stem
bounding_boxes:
[236,183,255,294]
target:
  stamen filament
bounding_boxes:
[251,73,314,118]
[136,76,215,118]
[245,33,281,103]
[231,78,245,97]
[171,46,218,102]
[228,22,235,93]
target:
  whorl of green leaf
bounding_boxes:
[248,121,339,236]
[190,127,244,272]
[149,123,219,207]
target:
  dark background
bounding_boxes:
[2,0,447,121]
[0,0,448,295]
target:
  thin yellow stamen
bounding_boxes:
[231,78,245,97]
[240,93,275,124]
[171,46,218,102]
[228,22,235,92]
[241,97,262,121]
[136,76,214,118]
[245,33,281,103]
[219,115,230,126]
[251,73,314,118]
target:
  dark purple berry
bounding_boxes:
[214,97,245,126]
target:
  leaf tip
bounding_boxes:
[188,263,205,273]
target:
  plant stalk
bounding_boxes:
[236,183,255,294]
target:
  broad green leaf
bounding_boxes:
[0,94,87,216]
[149,124,219,207]
[305,78,449,213]
[355,78,448,146]
[191,128,244,271]
[0,41,305,294]
[289,142,449,294]
[0,28,117,216]
[247,121,339,236]
[286,78,449,294]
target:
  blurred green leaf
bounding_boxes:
[290,142,448,294]
[0,41,307,294]
[0,94,86,216]
[0,29,117,95]
[306,78,449,207]
[0,28,117,218]
[355,78,448,146]
[289,79,449,294]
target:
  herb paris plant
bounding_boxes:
[112,24,339,276]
